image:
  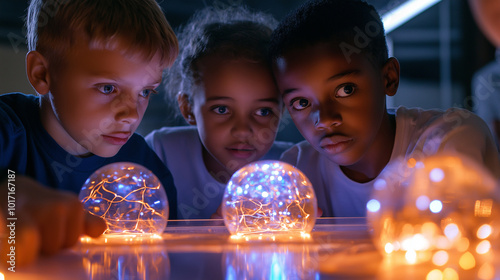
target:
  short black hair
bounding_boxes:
[187,20,274,82]
[269,0,388,66]
[164,6,276,104]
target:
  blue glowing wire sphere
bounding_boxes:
[222,160,317,235]
[79,162,169,235]
[367,153,500,269]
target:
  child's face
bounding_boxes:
[43,40,163,157]
[273,44,390,166]
[191,57,281,174]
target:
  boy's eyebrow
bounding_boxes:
[206,96,233,102]
[282,88,297,96]
[152,80,162,86]
[87,73,163,86]
[206,97,280,103]
[282,69,361,96]
[327,69,361,81]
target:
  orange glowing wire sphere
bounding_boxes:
[222,160,317,236]
[367,153,500,269]
[79,162,169,235]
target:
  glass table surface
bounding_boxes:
[2,217,496,280]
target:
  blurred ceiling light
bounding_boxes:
[382,0,442,33]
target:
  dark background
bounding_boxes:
[0,0,495,143]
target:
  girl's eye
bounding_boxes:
[336,84,356,97]
[212,106,229,115]
[98,84,116,95]
[290,98,310,110]
[255,108,273,117]
[140,89,157,98]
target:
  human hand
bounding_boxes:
[317,207,323,217]
[210,204,223,219]
[0,175,107,266]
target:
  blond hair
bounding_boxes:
[26,0,178,67]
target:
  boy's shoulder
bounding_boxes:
[472,60,500,93]
[394,106,500,177]
[394,106,492,144]
[473,59,500,80]
[0,92,39,114]
[395,106,484,128]
[0,92,40,134]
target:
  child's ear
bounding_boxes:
[26,51,50,95]
[177,93,196,125]
[382,57,400,97]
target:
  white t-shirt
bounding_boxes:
[472,50,500,148]
[145,126,293,219]
[280,107,500,217]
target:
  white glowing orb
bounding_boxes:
[222,160,317,236]
[367,153,500,267]
[79,162,169,235]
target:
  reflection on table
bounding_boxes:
[82,245,170,280]
[2,218,499,280]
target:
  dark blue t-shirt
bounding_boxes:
[0,93,177,219]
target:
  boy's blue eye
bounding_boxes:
[98,84,116,95]
[291,98,310,110]
[140,89,157,98]
[256,108,273,117]
[336,84,356,97]
[212,106,229,115]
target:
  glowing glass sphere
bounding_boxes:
[367,153,500,269]
[222,160,317,236]
[79,162,169,235]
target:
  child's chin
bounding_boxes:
[228,157,258,170]
[91,147,122,158]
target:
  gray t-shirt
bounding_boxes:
[472,49,500,148]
